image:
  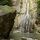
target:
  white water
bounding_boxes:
[18,0,32,33]
[13,0,35,33]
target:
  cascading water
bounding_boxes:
[18,0,32,33]
[9,0,38,40]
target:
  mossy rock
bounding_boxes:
[0,5,16,14]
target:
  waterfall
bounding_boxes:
[12,0,37,33]
[18,0,32,33]
[19,0,37,33]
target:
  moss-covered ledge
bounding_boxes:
[0,5,16,15]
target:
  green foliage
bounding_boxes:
[37,0,40,11]
[0,0,12,6]
[37,0,40,14]
[37,1,40,8]
[36,0,40,24]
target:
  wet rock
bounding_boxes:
[0,11,17,39]
[21,37,27,40]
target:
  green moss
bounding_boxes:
[0,5,15,13]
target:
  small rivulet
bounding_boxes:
[0,10,17,39]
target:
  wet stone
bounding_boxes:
[21,37,27,40]
[0,11,17,39]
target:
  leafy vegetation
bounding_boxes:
[36,0,40,24]
[0,0,12,6]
